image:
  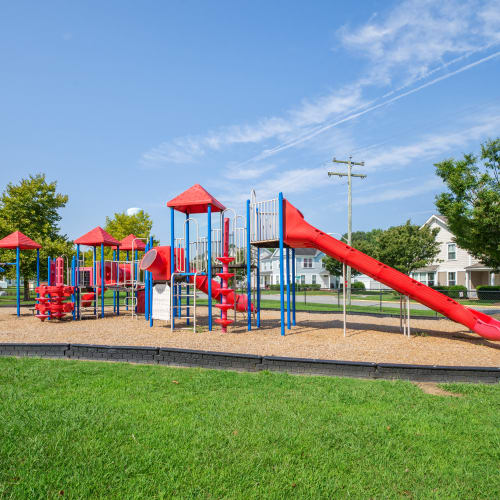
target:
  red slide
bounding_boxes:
[284,200,500,341]
[191,275,253,313]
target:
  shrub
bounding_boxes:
[351,281,366,290]
[448,285,468,299]
[476,285,500,301]
[431,285,467,299]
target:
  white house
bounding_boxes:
[411,214,498,289]
[259,248,338,288]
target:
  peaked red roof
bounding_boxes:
[0,231,42,249]
[119,234,146,251]
[167,184,226,214]
[74,226,120,247]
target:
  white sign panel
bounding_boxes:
[152,283,171,321]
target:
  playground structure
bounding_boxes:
[0,183,499,342]
[0,231,41,317]
[137,183,500,341]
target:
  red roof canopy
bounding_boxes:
[0,231,42,250]
[167,184,226,214]
[74,226,120,247]
[119,234,146,251]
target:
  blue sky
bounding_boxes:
[1,0,499,243]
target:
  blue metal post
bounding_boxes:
[36,248,40,287]
[257,247,260,328]
[36,248,40,304]
[126,250,130,311]
[207,205,212,331]
[71,256,76,320]
[170,207,175,330]
[286,247,291,330]
[93,246,97,316]
[116,246,120,316]
[149,236,153,327]
[185,213,190,326]
[278,192,285,336]
[292,248,296,326]
[256,207,261,328]
[100,244,105,318]
[76,244,80,319]
[47,256,51,320]
[246,199,252,331]
[112,249,116,314]
[15,247,20,317]
[145,242,149,320]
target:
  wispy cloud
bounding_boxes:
[140,0,500,169]
[354,177,444,206]
[364,112,500,170]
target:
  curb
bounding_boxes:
[0,343,498,384]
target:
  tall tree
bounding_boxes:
[435,138,500,270]
[103,210,155,259]
[376,221,440,276]
[0,174,73,298]
[104,210,154,242]
[322,229,382,278]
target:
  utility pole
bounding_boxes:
[328,156,366,304]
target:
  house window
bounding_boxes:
[448,272,456,286]
[300,275,305,284]
[447,243,456,260]
[427,272,435,287]
[312,274,317,285]
[303,258,313,268]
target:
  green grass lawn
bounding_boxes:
[0,358,498,499]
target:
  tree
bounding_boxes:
[104,210,154,242]
[103,210,155,259]
[322,229,382,278]
[435,138,500,270]
[376,221,440,276]
[0,174,74,298]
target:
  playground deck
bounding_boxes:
[1,307,498,367]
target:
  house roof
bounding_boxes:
[167,184,226,214]
[421,214,448,229]
[464,263,493,271]
[0,231,42,250]
[412,265,439,272]
[119,234,146,251]
[74,226,120,247]
[294,248,317,256]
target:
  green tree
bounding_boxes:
[0,174,74,298]
[435,138,500,270]
[104,210,153,242]
[376,221,440,276]
[103,210,155,259]
[322,230,382,278]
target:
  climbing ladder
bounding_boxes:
[170,272,198,332]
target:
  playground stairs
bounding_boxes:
[214,256,234,332]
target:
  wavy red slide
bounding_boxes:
[283,199,500,341]
[140,246,252,313]
[191,275,253,313]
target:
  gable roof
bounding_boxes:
[74,226,120,247]
[119,234,146,251]
[167,184,226,214]
[421,214,448,229]
[0,231,42,250]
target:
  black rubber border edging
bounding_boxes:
[0,343,498,384]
